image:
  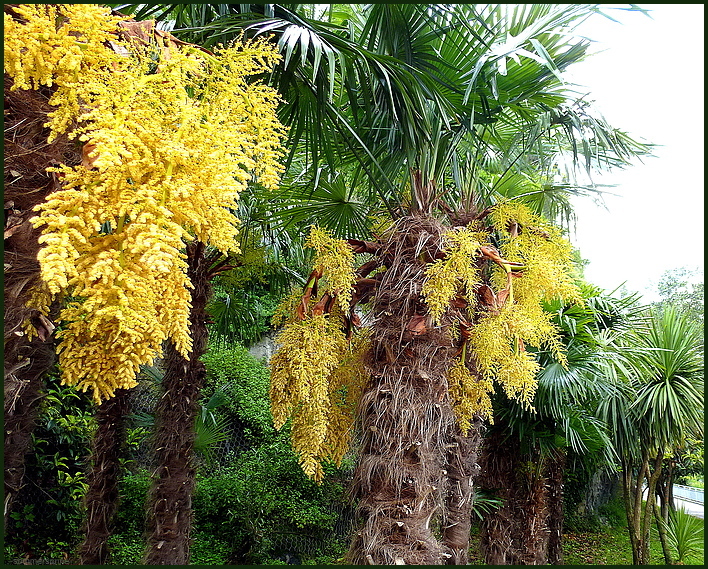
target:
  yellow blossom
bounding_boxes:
[10,6,286,403]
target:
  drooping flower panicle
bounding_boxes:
[6,5,287,403]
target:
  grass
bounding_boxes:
[467,519,705,565]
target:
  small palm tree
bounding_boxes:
[598,306,704,565]
[657,504,705,564]
[477,284,641,564]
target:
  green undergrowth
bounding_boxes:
[467,518,705,565]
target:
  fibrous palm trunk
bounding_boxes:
[79,388,131,564]
[442,419,482,564]
[348,216,458,565]
[4,72,79,529]
[143,241,210,564]
[478,428,552,565]
[545,451,566,565]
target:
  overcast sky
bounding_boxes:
[564,4,704,301]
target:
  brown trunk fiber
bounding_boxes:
[477,429,519,565]
[347,216,458,565]
[4,72,80,529]
[442,419,482,564]
[545,451,566,565]
[478,429,551,565]
[143,241,210,564]
[3,338,54,528]
[79,388,131,564]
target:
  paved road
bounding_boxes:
[674,496,703,519]
[642,487,704,519]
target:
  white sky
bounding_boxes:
[563,4,704,302]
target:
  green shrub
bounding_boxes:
[598,495,626,527]
[190,531,233,565]
[106,531,144,564]
[193,433,351,564]
[110,347,353,565]
[658,505,705,564]
[112,469,151,536]
[200,343,274,444]
[4,371,95,559]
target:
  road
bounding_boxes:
[673,496,703,519]
[642,487,704,519]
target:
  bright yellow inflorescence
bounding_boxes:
[7,5,286,403]
[269,314,367,482]
[468,201,580,411]
[421,227,484,325]
[446,358,494,432]
[305,226,357,312]
[422,202,580,423]
[270,227,364,482]
[4,4,124,139]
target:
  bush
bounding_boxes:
[193,432,353,564]
[108,345,354,564]
[4,371,95,560]
[597,495,626,528]
[200,343,275,446]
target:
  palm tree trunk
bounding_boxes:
[4,73,78,530]
[79,388,131,564]
[143,241,210,564]
[441,419,482,564]
[627,452,649,565]
[653,501,673,565]
[347,216,458,565]
[545,451,566,565]
[478,429,553,565]
[640,450,664,565]
[3,336,54,528]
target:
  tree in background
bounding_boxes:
[654,266,704,326]
[597,306,704,564]
[477,284,642,564]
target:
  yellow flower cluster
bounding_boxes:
[446,358,494,432]
[468,201,580,411]
[489,201,581,306]
[305,226,357,312]
[422,227,484,324]
[11,7,286,403]
[269,314,367,482]
[4,4,124,138]
[418,202,580,424]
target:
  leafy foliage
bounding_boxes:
[657,505,705,564]
[4,371,95,558]
[201,343,276,443]
[108,346,352,564]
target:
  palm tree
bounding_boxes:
[597,306,704,564]
[78,388,130,564]
[113,4,650,564]
[476,285,641,564]
[142,241,211,564]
